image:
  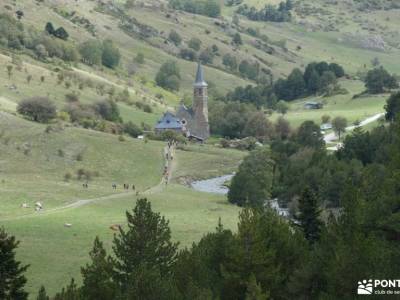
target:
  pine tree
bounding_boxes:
[245,274,269,300]
[45,22,55,35]
[306,69,320,94]
[296,187,323,243]
[81,237,116,300]
[112,198,179,292]
[36,286,49,300]
[0,227,29,300]
[53,279,81,300]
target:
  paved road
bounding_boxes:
[324,113,385,146]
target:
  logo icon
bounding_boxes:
[358,279,373,295]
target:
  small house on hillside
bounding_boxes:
[155,112,183,133]
[304,102,323,110]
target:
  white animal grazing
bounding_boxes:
[64,223,72,228]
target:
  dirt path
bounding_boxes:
[324,113,384,149]
[1,144,176,222]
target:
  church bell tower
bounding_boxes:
[193,63,210,139]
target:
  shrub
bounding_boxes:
[93,100,121,122]
[76,153,84,161]
[65,93,79,103]
[79,40,102,66]
[53,27,69,40]
[64,172,72,182]
[179,48,197,61]
[142,104,153,113]
[168,30,182,46]
[101,40,121,69]
[188,38,202,51]
[17,97,57,123]
[134,52,145,64]
[155,61,181,91]
[124,122,143,138]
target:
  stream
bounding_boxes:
[191,174,290,217]
[191,174,234,195]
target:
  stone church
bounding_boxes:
[155,63,210,140]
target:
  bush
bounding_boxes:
[179,48,197,61]
[142,104,153,113]
[199,48,214,65]
[134,52,145,64]
[188,38,201,51]
[53,27,69,40]
[17,97,57,123]
[65,93,79,103]
[102,40,121,69]
[79,40,102,66]
[155,61,181,91]
[93,100,121,122]
[124,122,143,138]
[365,67,398,94]
[64,172,72,182]
[168,30,182,46]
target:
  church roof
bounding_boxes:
[155,112,182,130]
[194,62,208,88]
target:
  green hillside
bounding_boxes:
[0,111,245,296]
[0,0,399,297]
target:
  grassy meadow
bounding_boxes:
[0,111,245,297]
[2,184,240,297]
[0,0,399,297]
[270,80,387,127]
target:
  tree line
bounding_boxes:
[168,0,221,18]
[220,61,345,110]
[236,0,293,23]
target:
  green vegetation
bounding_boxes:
[332,116,348,140]
[0,227,29,299]
[1,0,400,298]
[236,0,293,22]
[364,66,398,94]
[228,147,273,206]
[385,92,400,121]
[169,0,221,17]
[17,97,57,123]
[155,61,181,91]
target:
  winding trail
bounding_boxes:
[0,144,176,222]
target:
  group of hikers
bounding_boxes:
[79,140,176,191]
[112,183,136,190]
[163,141,176,185]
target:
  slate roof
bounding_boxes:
[194,62,208,88]
[155,112,182,130]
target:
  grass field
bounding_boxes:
[0,111,245,298]
[0,0,399,297]
[2,185,240,297]
[0,112,165,218]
